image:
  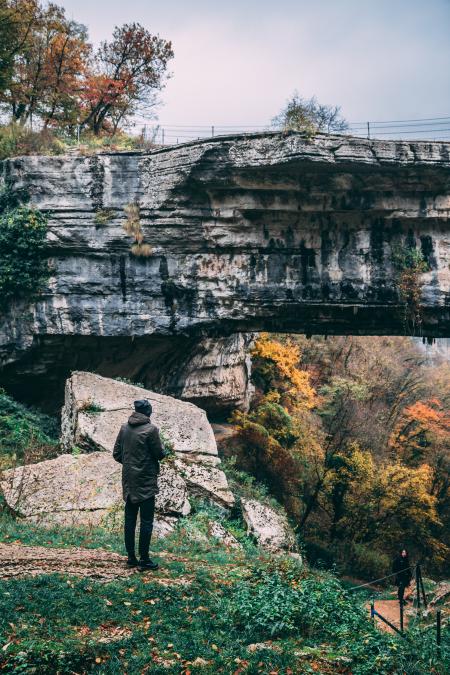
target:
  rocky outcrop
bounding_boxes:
[0,373,234,527]
[62,371,235,507]
[160,333,255,416]
[207,520,242,549]
[1,132,450,409]
[241,498,296,552]
[61,371,218,460]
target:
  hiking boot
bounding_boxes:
[138,558,159,571]
[126,556,139,567]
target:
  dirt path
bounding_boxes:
[368,598,410,634]
[0,542,192,583]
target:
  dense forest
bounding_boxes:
[230,334,450,579]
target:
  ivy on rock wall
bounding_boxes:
[0,206,49,308]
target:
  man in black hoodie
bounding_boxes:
[113,399,165,570]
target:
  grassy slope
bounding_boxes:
[0,397,448,674]
[0,501,448,675]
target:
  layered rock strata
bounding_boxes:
[1,132,450,408]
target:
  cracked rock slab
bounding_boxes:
[0,453,190,526]
[61,371,218,458]
[241,498,296,552]
[0,373,234,527]
[174,458,234,508]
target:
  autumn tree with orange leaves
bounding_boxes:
[0,2,173,135]
[79,23,173,135]
[0,1,89,128]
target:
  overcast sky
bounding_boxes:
[59,0,450,131]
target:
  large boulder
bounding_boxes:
[164,334,255,416]
[241,499,296,552]
[61,372,218,462]
[1,372,234,528]
[61,372,234,508]
[0,453,190,528]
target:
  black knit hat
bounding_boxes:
[134,399,152,416]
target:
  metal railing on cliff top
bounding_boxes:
[126,115,450,146]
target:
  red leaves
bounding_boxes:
[2,6,173,135]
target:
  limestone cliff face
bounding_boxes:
[1,132,449,408]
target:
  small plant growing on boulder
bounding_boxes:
[160,430,175,460]
[78,399,105,415]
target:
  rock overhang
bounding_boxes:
[0,131,449,408]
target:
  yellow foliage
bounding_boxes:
[252,334,317,409]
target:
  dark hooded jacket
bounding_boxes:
[392,554,413,586]
[113,412,165,503]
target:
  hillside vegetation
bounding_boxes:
[229,335,450,580]
[0,500,448,674]
[0,337,448,673]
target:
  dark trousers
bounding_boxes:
[124,496,155,561]
[397,582,408,604]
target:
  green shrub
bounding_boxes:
[228,567,363,641]
[0,389,59,468]
[345,543,390,582]
[0,206,49,308]
[0,123,65,160]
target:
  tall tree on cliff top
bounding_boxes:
[0,3,173,136]
[273,91,348,134]
[0,0,39,96]
[80,23,173,135]
[0,0,89,128]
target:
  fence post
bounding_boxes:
[437,610,441,656]
[418,565,427,608]
[399,599,404,633]
[416,564,421,609]
[367,121,370,139]
[211,125,215,137]
[370,599,375,625]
